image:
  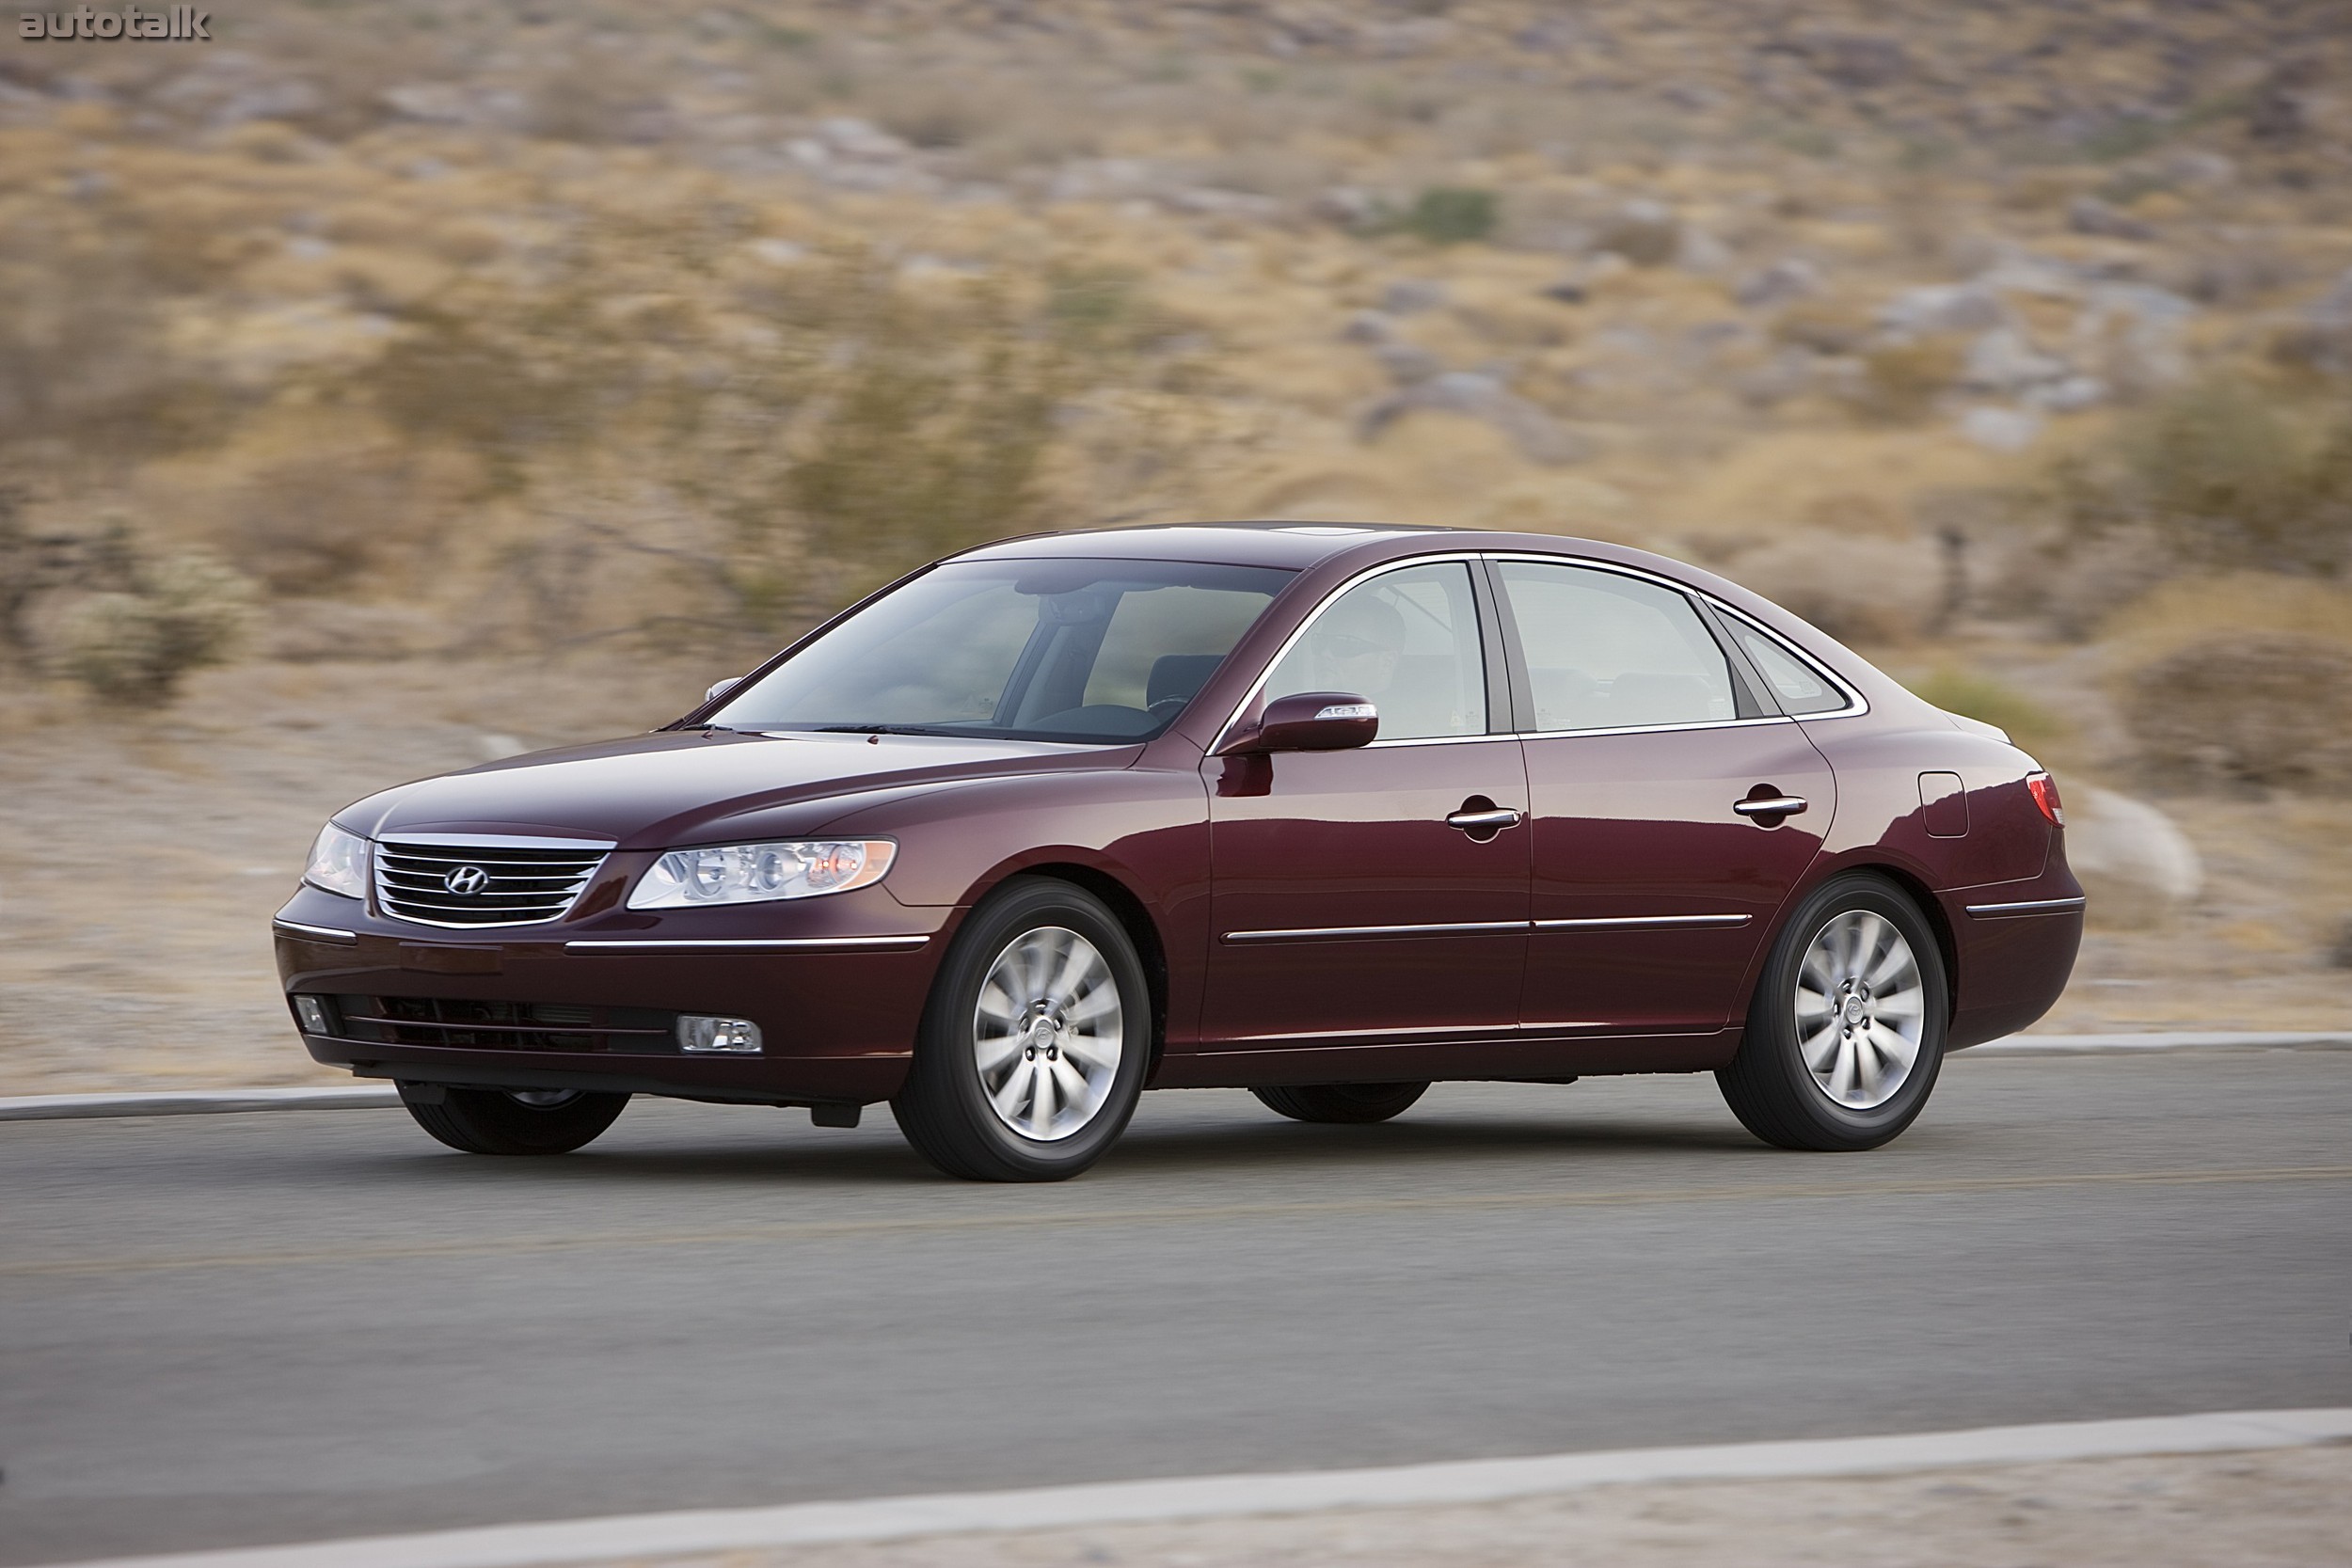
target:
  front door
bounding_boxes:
[1490,558,1833,1037]
[1201,560,1530,1051]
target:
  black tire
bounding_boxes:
[892,878,1152,1181]
[1251,1082,1430,1124]
[399,1085,629,1155]
[1718,873,1948,1151]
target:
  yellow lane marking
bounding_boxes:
[8,1164,2348,1281]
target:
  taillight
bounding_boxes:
[2026,770,2064,827]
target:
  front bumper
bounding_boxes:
[274,883,950,1105]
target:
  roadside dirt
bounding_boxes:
[592,1445,2352,1568]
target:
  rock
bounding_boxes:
[2025,374,2109,413]
[1879,283,2008,338]
[2165,150,2236,187]
[380,82,524,130]
[1372,341,1446,386]
[747,237,806,266]
[2277,266,2352,374]
[815,116,909,161]
[1340,309,1398,345]
[2074,282,2197,390]
[2069,195,2155,241]
[1539,280,1587,305]
[1958,405,2044,451]
[1315,186,1377,228]
[1592,200,1680,267]
[1361,372,1591,465]
[1963,327,2071,393]
[1380,278,1447,315]
[1791,31,1912,90]
[2065,787,2203,922]
[1735,258,1822,308]
[1674,225,1734,276]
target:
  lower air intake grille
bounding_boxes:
[374,837,610,927]
[327,995,676,1053]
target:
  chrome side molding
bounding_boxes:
[1963,895,2088,919]
[562,936,931,952]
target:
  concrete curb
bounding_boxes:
[45,1407,2352,1568]
[0,1086,401,1121]
[1965,1031,2352,1055]
[3,1030,2345,1121]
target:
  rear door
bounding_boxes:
[1200,558,1531,1051]
[1490,558,1833,1037]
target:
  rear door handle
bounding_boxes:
[1734,796,1807,818]
[1446,807,1524,833]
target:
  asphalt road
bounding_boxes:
[4,1048,2349,1565]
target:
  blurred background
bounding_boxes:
[2,0,2348,1094]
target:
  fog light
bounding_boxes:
[677,1015,762,1053]
[292,995,331,1035]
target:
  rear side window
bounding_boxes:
[1495,562,1738,731]
[1722,616,1852,716]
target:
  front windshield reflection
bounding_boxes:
[711,559,1295,744]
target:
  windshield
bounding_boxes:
[711,558,1296,743]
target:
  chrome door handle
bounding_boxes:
[1446,808,1523,832]
[1734,796,1807,817]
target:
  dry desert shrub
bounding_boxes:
[58,552,256,707]
[2044,377,2352,578]
[1716,530,1944,645]
[2118,632,2352,791]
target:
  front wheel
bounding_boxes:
[1717,874,1947,1151]
[892,879,1151,1181]
[399,1085,629,1155]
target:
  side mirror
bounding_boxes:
[705,676,743,705]
[1219,691,1379,754]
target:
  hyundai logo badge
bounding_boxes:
[442,864,492,896]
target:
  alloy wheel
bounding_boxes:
[1794,910,1927,1110]
[972,925,1125,1142]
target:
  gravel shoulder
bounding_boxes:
[594,1447,2352,1568]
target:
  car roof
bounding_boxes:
[952,521,1462,572]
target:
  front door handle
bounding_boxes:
[1446,807,1524,833]
[1734,795,1808,818]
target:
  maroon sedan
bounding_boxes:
[277,524,2081,1180]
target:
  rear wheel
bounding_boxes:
[892,879,1151,1181]
[399,1085,629,1155]
[1717,874,1947,1151]
[1251,1082,1429,1124]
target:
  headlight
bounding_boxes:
[304,823,370,899]
[628,839,896,910]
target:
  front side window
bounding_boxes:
[1262,560,1488,740]
[712,559,1295,743]
[1495,562,1739,732]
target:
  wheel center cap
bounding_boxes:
[1842,995,1868,1026]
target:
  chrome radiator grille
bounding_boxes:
[374,837,611,927]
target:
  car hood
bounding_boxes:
[336,729,1136,850]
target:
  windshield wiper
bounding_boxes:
[802,723,951,736]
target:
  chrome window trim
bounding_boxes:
[1222,919,1529,943]
[1534,913,1753,931]
[1486,554,1853,737]
[1517,714,1797,742]
[1963,895,2088,919]
[273,919,358,943]
[1213,546,1870,748]
[1215,551,1501,751]
[563,936,930,952]
[1701,600,1870,721]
